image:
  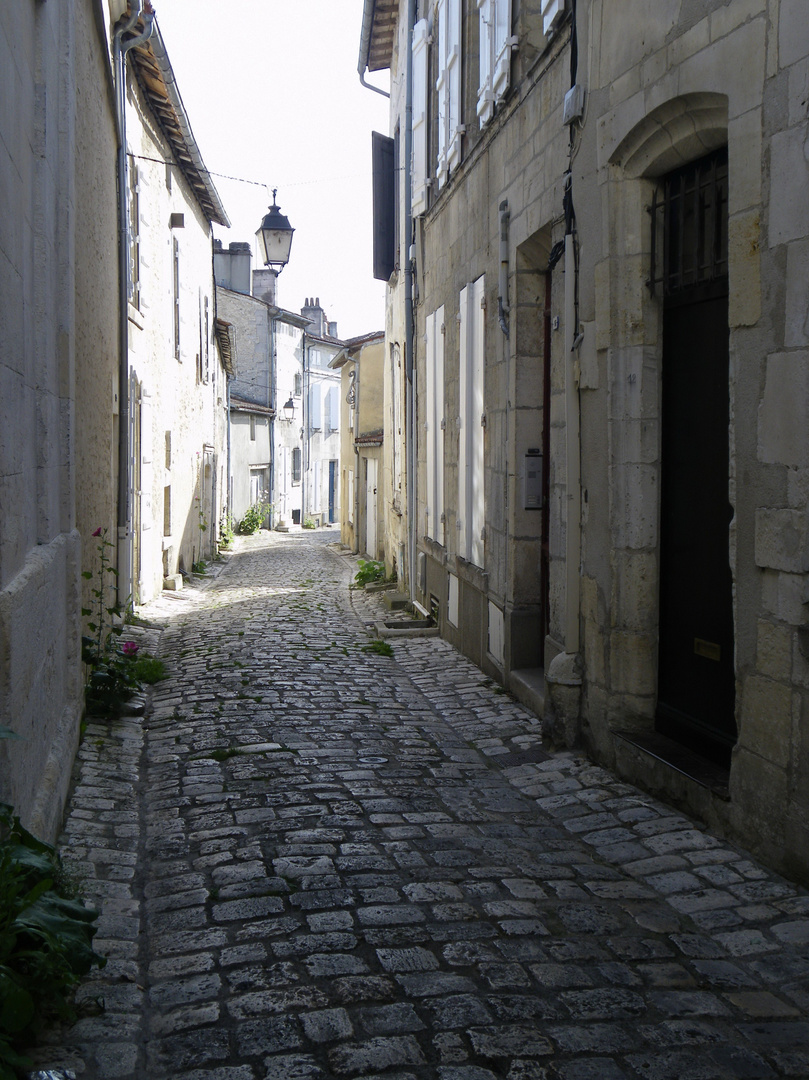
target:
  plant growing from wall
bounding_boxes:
[80,529,146,716]
[238,502,270,535]
[0,779,105,1077]
[353,559,386,588]
[219,513,236,550]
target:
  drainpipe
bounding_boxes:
[268,308,276,529]
[563,229,581,655]
[114,2,154,604]
[498,200,510,338]
[357,6,391,99]
[404,0,416,604]
[301,330,308,520]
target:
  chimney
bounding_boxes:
[301,296,326,337]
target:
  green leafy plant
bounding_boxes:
[302,516,317,530]
[219,512,236,549]
[363,639,394,657]
[353,559,386,588]
[238,502,270,535]
[129,655,167,685]
[0,801,105,1076]
[81,529,137,716]
[192,559,208,575]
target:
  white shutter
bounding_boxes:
[313,460,321,513]
[478,0,513,125]
[492,0,512,104]
[328,385,340,431]
[426,312,436,539]
[426,310,445,545]
[470,276,485,568]
[458,284,470,560]
[447,0,462,175]
[436,0,462,188]
[542,0,565,35]
[477,0,494,125]
[434,307,445,545]
[348,468,354,524]
[309,383,322,430]
[458,278,485,567]
[412,19,429,216]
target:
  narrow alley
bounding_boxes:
[35,531,809,1080]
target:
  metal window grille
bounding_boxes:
[648,147,728,298]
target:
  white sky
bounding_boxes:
[153,0,391,341]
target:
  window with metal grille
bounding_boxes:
[648,147,728,298]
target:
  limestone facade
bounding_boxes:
[362,0,809,879]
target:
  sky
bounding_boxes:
[153,0,391,341]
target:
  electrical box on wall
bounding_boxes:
[524,449,543,509]
[563,84,585,126]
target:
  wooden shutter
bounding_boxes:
[478,0,513,125]
[458,278,485,566]
[412,19,429,216]
[309,384,322,430]
[372,131,395,281]
[436,0,462,187]
[492,0,512,104]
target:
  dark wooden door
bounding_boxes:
[656,289,736,764]
[654,148,736,766]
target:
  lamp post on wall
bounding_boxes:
[256,191,294,530]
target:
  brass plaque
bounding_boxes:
[694,638,721,662]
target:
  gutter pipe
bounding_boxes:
[114,2,154,604]
[498,200,510,338]
[357,4,391,98]
[404,0,416,604]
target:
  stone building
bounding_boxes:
[331,331,387,558]
[214,241,310,529]
[300,299,345,527]
[360,0,809,880]
[0,0,120,840]
[123,16,230,598]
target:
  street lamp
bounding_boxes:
[281,396,296,423]
[256,189,294,271]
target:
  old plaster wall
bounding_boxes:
[0,0,99,840]
[127,72,221,600]
[575,0,809,878]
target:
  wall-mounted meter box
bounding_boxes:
[524,448,543,510]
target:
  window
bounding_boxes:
[436,0,463,189]
[173,237,180,360]
[292,447,301,484]
[458,276,485,567]
[424,313,445,544]
[198,292,210,383]
[412,18,430,216]
[294,371,302,397]
[541,0,566,35]
[390,343,403,511]
[327,385,340,432]
[128,162,140,308]
[309,384,322,430]
[477,0,513,126]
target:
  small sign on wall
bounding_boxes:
[524,449,543,510]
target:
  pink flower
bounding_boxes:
[122,642,139,657]
[92,527,102,537]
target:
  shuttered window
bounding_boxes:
[436,0,463,189]
[309,384,322,430]
[425,308,445,545]
[458,277,485,567]
[412,19,430,216]
[477,0,513,126]
[372,131,395,281]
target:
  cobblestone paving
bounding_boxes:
[34,529,809,1079]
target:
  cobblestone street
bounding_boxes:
[35,530,809,1080]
